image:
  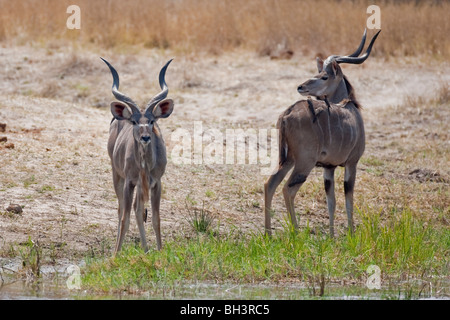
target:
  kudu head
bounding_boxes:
[297,29,381,102]
[101,58,174,146]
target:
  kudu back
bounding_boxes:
[102,58,174,253]
[264,30,380,237]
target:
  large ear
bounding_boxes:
[111,101,133,120]
[324,60,340,77]
[316,57,324,73]
[331,60,340,77]
[152,98,174,119]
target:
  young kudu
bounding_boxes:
[264,30,380,237]
[102,58,174,253]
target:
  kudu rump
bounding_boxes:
[264,30,381,237]
[102,58,174,253]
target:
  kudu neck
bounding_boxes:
[327,78,349,104]
[136,139,155,171]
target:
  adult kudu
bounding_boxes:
[102,58,174,253]
[264,30,381,237]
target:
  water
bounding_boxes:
[0,280,75,300]
[1,258,448,300]
[1,278,449,300]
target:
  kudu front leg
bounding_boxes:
[151,181,162,251]
[344,164,357,234]
[115,181,135,254]
[112,173,125,250]
[323,167,336,237]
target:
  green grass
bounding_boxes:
[205,190,215,198]
[361,156,384,167]
[38,185,55,193]
[82,207,449,296]
[23,175,37,188]
[186,203,215,234]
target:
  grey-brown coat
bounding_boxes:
[264,30,380,236]
[102,58,174,253]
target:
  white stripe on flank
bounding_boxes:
[327,112,332,146]
[349,124,354,146]
[317,120,324,138]
[337,113,343,153]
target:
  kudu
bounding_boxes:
[264,30,380,237]
[102,58,174,253]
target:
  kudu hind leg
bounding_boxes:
[264,162,293,235]
[282,167,312,230]
[113,172,124,217]
[323,167,336,237]
[344,164,357,234]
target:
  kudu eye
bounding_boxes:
[321,76,329,80]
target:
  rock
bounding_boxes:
[0,123,6,132]
[409,168,447,183]
[6,204,23,214]
[0,136,7,142]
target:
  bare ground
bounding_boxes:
[0,43,449,256]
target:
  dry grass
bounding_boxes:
[0,0,449,58]
[358,82,450,225]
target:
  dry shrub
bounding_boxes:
[57,52,100,77]
[0,0,448,58]
[436,83,450,105]
[39,81,62,99]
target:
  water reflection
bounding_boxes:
[1,278,448,300]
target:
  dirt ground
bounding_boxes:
[0,43,449,256]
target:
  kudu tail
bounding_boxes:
[277,116,288,166]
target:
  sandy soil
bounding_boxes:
[0,44,448,255]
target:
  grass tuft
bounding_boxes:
[185,201,216,234]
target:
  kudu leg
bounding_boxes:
[134,190,148,252]
[282,167,313,231]
[115,181,135,253]
[344,164,357,234]
[323,167,336,237]
[113,173,125,254]
[264,162,293,235]
[151,181,162,251]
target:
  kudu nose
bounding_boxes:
[297,85,303,92]
[141,136,151,143]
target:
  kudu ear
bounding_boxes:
[316,57,324,73]
[111,101,133,120]
[331,60,341,77]
[152,99,174,119]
